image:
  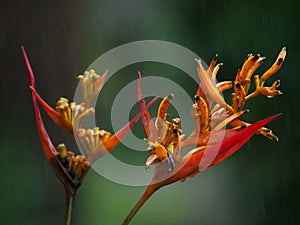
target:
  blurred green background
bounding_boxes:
[1,0,299,224]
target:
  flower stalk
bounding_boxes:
[65,188,76,225]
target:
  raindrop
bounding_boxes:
[261,202,266,220]
[62,18,66,35]
[93,8,97,32]
[270,13,274,34]
[218,32,224,52]
[202,0,206,14]
[44,160,49,184]
[261,8,265,30]
[289,208,295,225]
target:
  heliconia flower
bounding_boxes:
[22,47,158,164]
[22,46,91,224]
[122,114,280,225]
[122,48,286,225]
[22,48,91,225]
[22,46,158,224]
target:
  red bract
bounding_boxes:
[22,47,58,161]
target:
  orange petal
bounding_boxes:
[196,59,233,112]
[260,47,286,83]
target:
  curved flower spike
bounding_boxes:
[23,47,159,224]
[124,49,286,225]
[23,48,159,163]
[122,114,281,225]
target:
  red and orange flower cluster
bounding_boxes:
[123,47,286,225]
[22,47,158,225]
[22,47,286,225]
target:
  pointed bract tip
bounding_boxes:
[260,113,282,126]
[103,69,109,78]
[259,57,266,62]
[137,71,142,79]
[168,94,174,100]
[137,71,143,100]
[21,46,35,88]
[195,58,201,65]
[278,47,287,61]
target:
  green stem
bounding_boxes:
[65,188,77,225]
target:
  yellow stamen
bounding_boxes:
[77,69,108,107]
[57,143,67,159]
[77,127,111,154]
[56,97,72,123]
